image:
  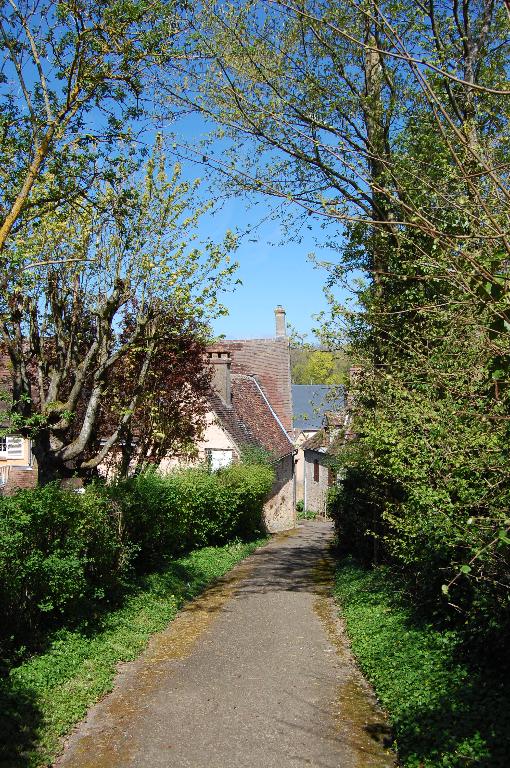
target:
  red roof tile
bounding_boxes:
[209,374,294,460]
[207,338,293,431]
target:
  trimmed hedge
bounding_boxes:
[111,463,274,563]
[0,463,274,656]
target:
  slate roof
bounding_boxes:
[210,374,294,460]
[292,385,345,430]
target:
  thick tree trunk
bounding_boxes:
[32,430,96,486]
[32,431,70,485]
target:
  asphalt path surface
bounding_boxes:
[56,520,395,768]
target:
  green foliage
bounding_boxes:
[112,463,274,563]
[334,558,510,767]
[0,538,267,768]
[296,501,317,520]
[329,372,510,640]
[291,348,349,385]
[0,463,274,657]
[0,484,130,652]
[239,444,275,468]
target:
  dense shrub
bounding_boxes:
[0,484,130,651]
[0,461,274,655]
[112,463,274,564]
[216,462,275,538]
[329,380,510,646]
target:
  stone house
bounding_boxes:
[171,307,297,532]
[302,411,346,516]
[292,384,344,503]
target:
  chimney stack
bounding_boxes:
[208,351,232,405]
[274,305,286,338]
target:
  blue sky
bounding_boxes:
[166,115,349,342]
[200,197,342,341]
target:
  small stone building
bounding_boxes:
[292,384,344,503]
[302,412,345,516]
[162,307,297,532]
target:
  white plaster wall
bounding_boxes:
[293,430,317,502]
[0,437,31,467]
[158,412,238,473]
[198,412,238,455]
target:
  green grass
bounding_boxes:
[297,508,317,520]
[0,538,267,768]
[333,557,510,768]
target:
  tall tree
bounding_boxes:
[0,0,184,255]
[1,145,237,483]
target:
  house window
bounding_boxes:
[0,435,24,459]
[205,448,233,471]
[313,459,319,482]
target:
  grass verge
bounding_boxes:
[0,537,267,768]
[333,557,509,768]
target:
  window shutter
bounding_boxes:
[6,436,24,459]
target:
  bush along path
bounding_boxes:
[333,558,510,767]
[0,464,274,768]
[55,521,394,768]
[0,539,267,768]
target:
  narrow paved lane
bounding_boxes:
[56,521,394,768]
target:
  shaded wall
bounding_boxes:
[303,450,331,516]
[263,453,296,532]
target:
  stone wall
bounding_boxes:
[303,450,331,516]
[2,465,37,494]
[263,453,296,532]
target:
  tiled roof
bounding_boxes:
[292,385,345,430]
[207,339,293,431]
[232,374,294,458]
[210,374,294,460]
[301,428,328,452]
[208,390,259,452]
[302,425,345,455]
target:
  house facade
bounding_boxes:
[292,384,345,503]
[0,434,36,493]
[199,308,296,532]
[302,411,345,516]
[160,307,297,531]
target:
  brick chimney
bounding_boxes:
[208,351,232,405]
[274,305,286,338]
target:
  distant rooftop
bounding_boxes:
[292,384,345,431]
